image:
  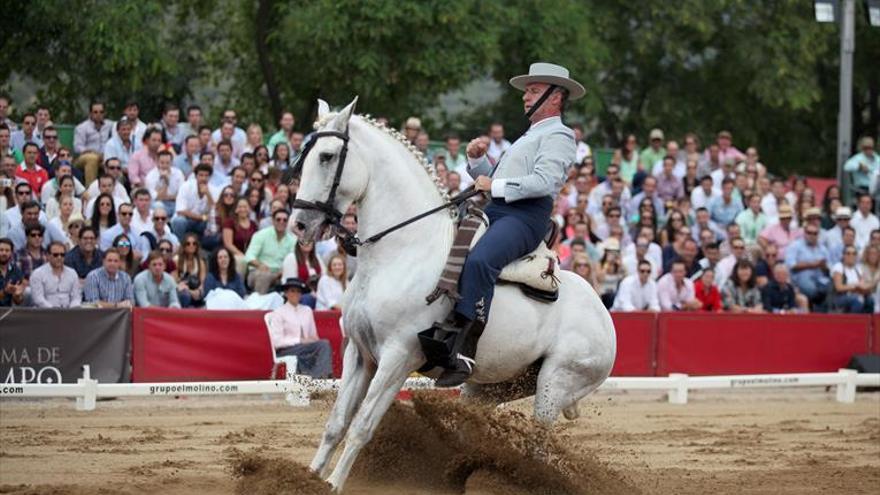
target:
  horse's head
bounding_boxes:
[293,97,369,241]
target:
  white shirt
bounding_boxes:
[316,275,345,310]
[831,262,862,286]
[760,193,785,222]
[612,274,660,311]
[714,255,737,288]
[144,167,185,202]
[111,118,147,144]
[850,210,879,250]
[40,177,86,204]
[690,186,719,210]
[174,179,212,216]
[487,138,511,163]
[575,141,592,163]
[651,158,686,179]
[84,194,124,219]
[131,209,153,234]
[85,180,130,207]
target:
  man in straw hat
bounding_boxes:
[432,62,585,387]
[266,277,333,378]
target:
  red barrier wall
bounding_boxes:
[608,312,656,376]
[132,308,345,382]
[656,313,871,376]
[872,315,880,355]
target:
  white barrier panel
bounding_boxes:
[1,366,878,411]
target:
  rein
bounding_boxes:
[290,121,483,252]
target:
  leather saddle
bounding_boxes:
[471,216,561,303]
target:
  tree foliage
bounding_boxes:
[1,0,877,177]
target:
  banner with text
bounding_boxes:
[0,308,131,384]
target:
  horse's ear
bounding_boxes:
[317,99,330,119]
[334,96,359,130]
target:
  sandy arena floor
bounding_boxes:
[0,388,878,494]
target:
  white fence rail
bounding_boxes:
[1,366,877,411]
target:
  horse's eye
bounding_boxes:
[319,152,334,163]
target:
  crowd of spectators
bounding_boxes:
[1,95,878,317]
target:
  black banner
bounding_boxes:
[0,308,131,384]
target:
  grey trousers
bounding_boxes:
[277,340,333,378]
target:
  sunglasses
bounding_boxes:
[28,233,43,238]
[16,190,31,196]
[275,217,289,222]
[185,241,198,246]
[50,252,65,258]
[639,269,651,274]
[106,165,120,170]
[159,248,172,253]
[153,216,167,221]
[44,135,58,140]
[574,263,589,268]
[117,241,131,248]
[118,211,133,217]
[732,244,745,249]
[805,231,819,236]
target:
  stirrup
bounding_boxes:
[417,321,459,371]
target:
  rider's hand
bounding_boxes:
[466,138,488,159]
[474,176,492,192]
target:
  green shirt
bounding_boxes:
[267,130,289,157]
[245,226,296,271]
[639,146,665,173]
[735,209,769,245]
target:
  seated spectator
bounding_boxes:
[134,251,181,308]
[657,260,702,311]
[130,188,154,233]
[707,178,742,226]
[690,175,718,210]
[693,267,722,312]
[223,197,257,276]
[173,233,207,307]
[59,215,85,250]
[40,161,85,205]
[7,200,69,251]
[144,206,179,252]
[843,136,878,197]
[786,225,831,310]
[102,118,139,169]
[127,127,162,189]
[144,150,184,215]
[245,209,296,294]
[46,187,79,228]
[147,239,178,274]
[316,254,348,310]
[831,246,874,313]
[265,278,333,379]
[172,164,214,239]
[736,193,769,246]
[0,237,25,306]
[659,209,687,247]
[596,238,625,308]
[661,225,690,272]
[283,239,324,290]
[693,241,722,283]
[612,259,660,311]
[83,248,134,308]
[204,247,246,298]
[16,224,48,279]
[84,170,128,217]
[754,243,778,287]
[15,143,49,195]
[860,245,880,294]
[675,238,701,278]
[828,226,857,266]
[851,193,879,250]
[623,236,660,280]
[715,237,746,287]
[89,193,117,238]
[570,253,600,293]
[113,234,139,279]
[691,207,726,244]
[64,226,103,280]
[722,259,764,313]
[758,204,801,258]
[762,263,801,313]
[100,202,144,258]
[30,241,81,308]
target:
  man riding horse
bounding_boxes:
[433,62,585,387]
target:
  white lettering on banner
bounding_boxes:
[3,366,63,384]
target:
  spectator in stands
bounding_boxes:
[860,245,880,295]
[761,263,800,313]
[172,164,214,238]
[154,239,177,273]
[204,247,246,298]
[659,209,686,247]
[180,105,203,138]
[690,175,718,210]
[222,197,257,276]
[640,129,665,176]
[614,134,640,185]
[145,150,184,215]
[0,97,16,131]
[0,124,21,163]
[266,277,333,378]
[112,101,147,143]
[623,236,660,280]
[693,267,722,312]
[736,193,768,247]
[112,234,139,279]
[130,188,153,233]
[676,238,700,277]
[269,143,291,171]
[0,237,25,306]
[145,206,179,251]
[681,159,700,198]
[657,260,701,311]
[212,110,247,153]
[317,213,358,279]
[786,224,830,310]
[10,113,40,152]
[612,259,660,311]
[174,135,200,178]
[722,259,764,313]
[89,193,120,237]
[283,239,324,301]
[102,118,138,169]
[56,214,84,250]
[29,241,80,308]
[158,103,185,151]
[596,238,624,308]
[316,254,347,310]
[851,193,878,249]
[38,126,64,173]
[844,136,878,196]
[710,130,745,167]
[198,127,213,155]
[662,225,691,272]
[628,176,665,220]
[134,251,181,308]
[8,201,68,251]
[212,140,239,187]
[692,207,726,244]
[64,226,102,280]
[85,163,130,213]
[100,202,144,257]
[15,143,49,195]
[655,155,684,203]
[44,175,81,221]
[828,226,857,266]
[73,101,113,186]
[707,178,742,227]
[83,248,134,307]
[830,245,873,313]
[570,253,600,292]
[758,204,801,258]
[173,233,206,307]
[127,127,162,189]
[825,206,852,258]
[267,112,295,156]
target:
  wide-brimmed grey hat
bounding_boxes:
[276,277,311,294]
[509,62,585,101]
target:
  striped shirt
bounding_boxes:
[83,267,134,304]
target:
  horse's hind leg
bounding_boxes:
[310,341,375,478]
[326,348,414,492]
[533,357,608,425]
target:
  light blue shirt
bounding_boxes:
[99,224,145,252]
[785,238,829,279]
[468,116,574,202]
[844,152,880,190]
[707,195,743,226]
[133,270,181,308]
[103,136,140,169]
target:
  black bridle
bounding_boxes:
[289,122,482,254]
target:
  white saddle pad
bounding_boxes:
[469,218,560,293]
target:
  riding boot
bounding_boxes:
[434,318,486,388]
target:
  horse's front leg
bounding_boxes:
[310,341,375,478]
[325,347,414,492]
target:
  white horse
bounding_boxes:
[294,97,616,491]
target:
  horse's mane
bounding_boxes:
[314,112,455,219]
